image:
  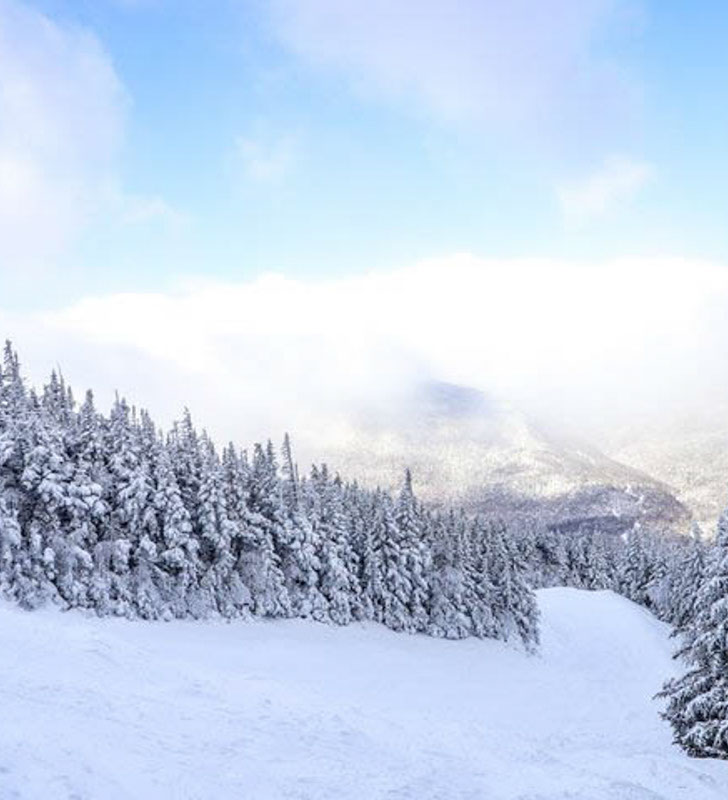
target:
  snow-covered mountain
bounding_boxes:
[321,381,691,534]
[2,588,726,799]
[605,410,728,535]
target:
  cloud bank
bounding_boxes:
[3,254,728,458]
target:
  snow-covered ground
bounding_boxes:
[1,589,726,799]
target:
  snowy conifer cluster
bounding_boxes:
[521,523,705,627]
[0,343,539,648]
[659,513,728,758]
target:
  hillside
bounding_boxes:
[606,412,728,535]
[323,381,691,534]
[2,589,727,799]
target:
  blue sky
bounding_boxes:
[2,0,728,443]
[3,0,728,307]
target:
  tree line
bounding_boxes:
[0,342,539,647]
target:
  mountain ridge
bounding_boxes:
[319,380,692,534]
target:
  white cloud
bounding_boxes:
[0,0,179,274]
[117,193,188,228]
[3,254,728,455]
[557,155,654,225]
[269,0,636,137]
[0,0,126,270]
[234,134,296,183]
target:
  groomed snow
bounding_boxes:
[2,588,727,799]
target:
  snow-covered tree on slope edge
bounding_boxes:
[659,507,728,759]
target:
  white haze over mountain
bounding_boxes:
[2,254,727,457]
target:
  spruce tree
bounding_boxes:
[659,510,728,759]
[372,492,412,632]
[19,410,68,608]
[669,532,707,634]
[195,434,240,617]
[428,511,471,639]
[308,466,357,625]
[394,469,430,632]
[239,446,289,617]
[278,436,324,617]
[466,517,497,638]
[620,526,651,605]
[154,437,198,618]
[487,522,540,651]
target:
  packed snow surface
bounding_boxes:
[2,588,727,799]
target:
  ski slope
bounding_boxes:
[1,588,726,799]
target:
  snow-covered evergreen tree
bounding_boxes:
[619,526,652,605]
[0,352,23,599]
[428,511,471,639]
[466,517,497,638]
[19,408,68,608]
[308,466,358,625]
[487,522,540,650]
[668,530,707,634]
[394,469,430,632]
[659,508,728,759]
[191,434,236,617]
[238,445,289,618]
[370,490,414,632]
[278,436,325,617]
[153,437,198,618]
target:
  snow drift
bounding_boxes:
[1,588,727,799]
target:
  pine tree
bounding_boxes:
[219,443,255,616]
[428,511,471,639]
[280,432,300,510]
[0,483,21,599]
[0,368,22,598]
[153,437,198,618]
[19,409,68,608]
[1,342,26,422]
[371,492,412,632]
[0,344,31,603]
[659,509,728,759]
[580,532,611,591]
[487,522,540,651]
[619,526,651,605]
[531,527,568,588]
[239,445,289,618]
[57,449,100,609]
[194,434,237,617]
[99,398,154,616]
[669,531,707,634]
[466,517,497,638]
[309,466,357,625]
[278,436,325,617]
[394,469,431,632]
[357,493,381,622]
[168,408,203,528]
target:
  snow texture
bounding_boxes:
[2,587,726,799]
